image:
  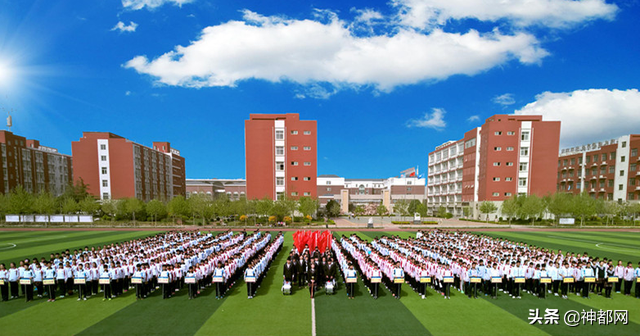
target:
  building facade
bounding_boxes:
[186,178,246,200]
[245,113,317,200]
[72,132,186,201]
[0,131,72,196]
[317,174,426,214]
[557,134,640,202]
[427,115,561,218]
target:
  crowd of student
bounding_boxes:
[331,230,640,300]
[282,244,338,299]
[243,233,284,298]
[0,229,283,302]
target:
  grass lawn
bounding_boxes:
[0,230,638,336]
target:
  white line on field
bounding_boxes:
[0,243,17,250]
[311,298,316,336]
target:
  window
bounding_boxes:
[507,131,515,135]
[619,184,623,191]
[505,192,512,196]
[407,187,412,191]
[570,158,575,165]
[303,177,311,181]
[494,147,501,151]
[276,146,284,155]
[521,131,529,141]
[620,170,624,177]
[493,162,500,166]
[630,178,636,186]
[621,156,626,162]
[622,141,627,148]
[407,181,412,185]
[586,156,591,163]
[326,187,332,191]
[609,166,615,174]
[291,130,298,135]
[610,152,616,160]
[102,180,108,187]
[276,163,284,171]
[291,146,298,150]
[494,131,502,135]
[599,180,605,188]
[304,162,311,166]
[506,162,514,166]
[291,192,298,196]
[303,146,311,151]
[631,164,637,172]
[579,157,583,164]
[593,155,598,162]
[101,167,107,175]
[275,130,284,140]
[101,155,107,161]
[100,144,106,150]
[506,147,514,151]
[303,131,311,135]
[291,177,298,181]
[304,192,311,196]
[493,177,500,181]
[632,149,638,157]
[518,178,527,187]
[577,183,581,189]
[492,192,499,196]
[464,138,476,148]
[505,177,513,181]
[326,181,332,185]
[102,193,109,200]
[276,177,284,186]
[600,153,606,161]
[519,163,528,171]
[291,161,298,166]
[520,147,529,156]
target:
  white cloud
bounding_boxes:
[111,21,138,33]
[467,115,480,122]
[515,88,640,147]
[392,0,618,29]
[122,0,193,10]
[407,108,447,130]
[125,11,548,92]
[125,91,132,96]
[492,93,515,105]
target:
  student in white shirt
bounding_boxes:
[75,264,88,301]
[22,265,35,302]
[0,263,8,301]
[213,262,225,299]
[623,262,635,296]
[345,263,357,300]
[100,265,112,301]
[43,262,57,302]
[634,262,640,299]
[32,263,43,298]
[392,262,404,299]
[8,262,19,299]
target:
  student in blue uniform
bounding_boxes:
[43,262,57,302]
[345,263,357,300]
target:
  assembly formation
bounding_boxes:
[0,229,639,302]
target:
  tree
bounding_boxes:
[7,186,34,215]
[376,204,388,217]
[298,197,319,219]
[61,178,90,202]
[500,196,519,224]
[479,201,497,223]
[146,199,167,225]
[168,196,190,223]
[325,200,341,218]
[34,191,56,215]
[79,196,100,215]
[255,197,273,222]
[630,202,640,226]
[462,206,471,218]
[61,197,78,214]
[271,199,290,221]
[407,199,421,215]
[546,193,573,224]
[571,192,597,226]
[101,200,118,221]
[436,206,447,218]
[189,194,211,225]
[393,199,409,220]
[125,198,144,223]
[354,205,365,217]
[415,202,428,217]
[601,200,620,226]
[519,195,545,225]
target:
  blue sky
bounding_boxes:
[0,0,639,179]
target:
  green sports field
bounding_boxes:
[0,229,638,336]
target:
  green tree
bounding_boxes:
[61,197,78,214]
[393,199,409,220]
[354,205,365,217]
[519,195,545,225]
[479,201,497,223]
[61,178,90,202]
[407,199,421,215]
[101,200,118,221]
[79,195,100,215]
[571,192,597,226]
[376,204,388,217]
[546,193,573,225]
[7,185,34,216]
[600,200,620,226]
[436,206,447,218]
[213,193,232,221]
[298,197,319,219]
[325,199,341,218]
[189,194,211,225]
[462,206,471,218]
[168,195,190,223]
[255,197,273,221]
[125,198,144,223]
[146,199,167,225]
[415,202,428,217]
[500,196,519,224]
[34,191,56,215]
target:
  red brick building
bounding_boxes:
[428,114,561,218]
[0,131,72,196]
[72,132,185,201]
[557,134,640,202]
[245,113,317,200]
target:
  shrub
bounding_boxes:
[268,216,276,223]
[284,216,292,223]
[239,215,247,221]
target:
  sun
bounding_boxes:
[0,61,13,86]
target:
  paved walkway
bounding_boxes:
[333,217,506,229]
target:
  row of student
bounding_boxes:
[281,250,338,296]
[243,233,284,299]
[0,230,272,302]
[332,237,382,299]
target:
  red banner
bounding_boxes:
[293,230,332,253]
